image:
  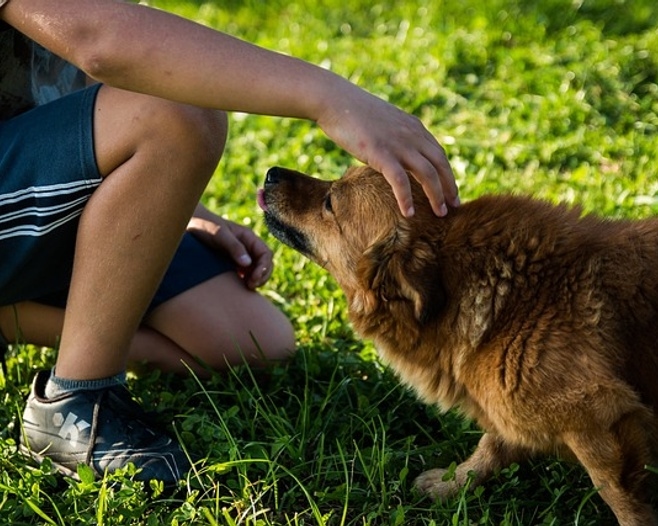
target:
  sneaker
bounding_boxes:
[19,370,190,485]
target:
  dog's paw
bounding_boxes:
[413,468,463,500]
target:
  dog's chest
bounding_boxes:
[375,339,467,412]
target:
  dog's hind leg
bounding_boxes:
[563,410,657,526]
[414,431,531,500]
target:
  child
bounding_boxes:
[0,0,458,484]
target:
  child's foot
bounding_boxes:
[20,370,189,485]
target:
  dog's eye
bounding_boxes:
[324,194,333,213]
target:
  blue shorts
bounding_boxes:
[0,85,234,310]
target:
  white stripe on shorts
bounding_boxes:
[0,178,102,240]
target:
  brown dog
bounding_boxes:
[258,165,658,525]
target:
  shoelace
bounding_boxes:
[83,386,176,471]
[106,385,167,429]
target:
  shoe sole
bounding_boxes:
[18,443,82,480]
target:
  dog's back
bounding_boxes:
[437,195,658,457]
[418,194,658,524]
[444,195,658,412]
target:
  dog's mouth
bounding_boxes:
[258,188,314,257]
[263,213,314,256]
[256,188,269,212]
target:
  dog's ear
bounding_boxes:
[353,228,446,324]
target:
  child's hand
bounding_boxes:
[315,83,458,218]
[187,216,273,289]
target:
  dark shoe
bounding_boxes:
[20,370,190,485]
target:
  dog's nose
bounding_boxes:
[265,167,283,185]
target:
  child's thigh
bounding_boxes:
[0,85,102,307]
[145,270,295,368]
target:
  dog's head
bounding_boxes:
[259,166,447,325]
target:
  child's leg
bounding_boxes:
[1,83,229,482]
[143,271,295,373]
[55,86,227,381]
[0,271,295,376]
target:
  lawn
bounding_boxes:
[2,0,658,524]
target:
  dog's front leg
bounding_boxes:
[414,431,530,500]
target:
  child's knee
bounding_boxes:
[153,102,228,171]
[94,86,228,177]
[236,300,296,365]
[262,313,296,361]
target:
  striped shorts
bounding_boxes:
[0,85,234,309]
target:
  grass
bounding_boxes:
[2,0,658,523]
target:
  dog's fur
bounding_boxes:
[260,165,658,525]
